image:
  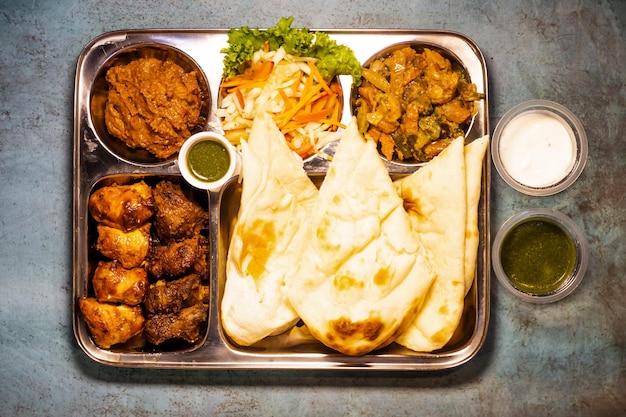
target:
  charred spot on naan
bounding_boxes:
[399,196,427,223]
[328,316,385,345]
[396,179,431,223]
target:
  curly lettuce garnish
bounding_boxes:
[221,17,362,86]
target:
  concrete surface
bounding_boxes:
[0,0,624,415]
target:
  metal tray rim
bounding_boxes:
[72,28,490,371]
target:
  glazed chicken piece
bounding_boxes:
[92,260,148,306]
[96,223,151,269]
[146,236,207,278]
[144,303,208,345]
[144,274,209,314]
[152,181,208,243]
[78,297,145,349]
[88,181,155,232]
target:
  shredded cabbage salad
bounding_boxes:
[217,17,361,158]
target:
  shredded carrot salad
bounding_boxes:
[217,46,344,159]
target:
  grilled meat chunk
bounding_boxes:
[144,274,209,314]
[152,181,208,243]
[147,236,207,278]
[144,304,208,345]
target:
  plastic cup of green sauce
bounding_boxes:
[178,131,240,190]
[492,208,588,303]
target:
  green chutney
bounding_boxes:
[187,140,231,182]
[500,218,577,294]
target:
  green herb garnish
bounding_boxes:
[221,17,362,85]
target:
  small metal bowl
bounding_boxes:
[492,208,588,304]
[492,100,587,196]
[350,42,480,167]
[89,43,211,165]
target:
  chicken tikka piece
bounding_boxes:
[88,181,155,232]
[92,260,148,306]
[95,223,151,269]
[78,297,145,349]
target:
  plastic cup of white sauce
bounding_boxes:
[492,100,587,196]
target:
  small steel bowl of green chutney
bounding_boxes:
[492,208,588,303]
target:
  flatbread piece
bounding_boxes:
[394,136,467,353]
[285,119,436,356]
[463,135,489,295]
[221,113,318,346]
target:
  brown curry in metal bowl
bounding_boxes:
[89,43,211,165]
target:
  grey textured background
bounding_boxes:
[0,0,624,415]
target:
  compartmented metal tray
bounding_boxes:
[73,28,490,370]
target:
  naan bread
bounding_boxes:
[463,136,489,295]
[394,136,467,353]
[252,325,318,349]
[221,113,318,346]
[285,119,436,356]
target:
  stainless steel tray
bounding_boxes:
[73,28,490,370]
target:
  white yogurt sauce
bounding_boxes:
[499,111,576,188]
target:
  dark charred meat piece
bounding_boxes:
[144,274,209,314]
[78,297,145,349]
[92,260,148,306]
[96,223,151,269]
[147,236,207,278]
[144,304,208,345]
[152,181,208,243]
[88,181,154,232]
